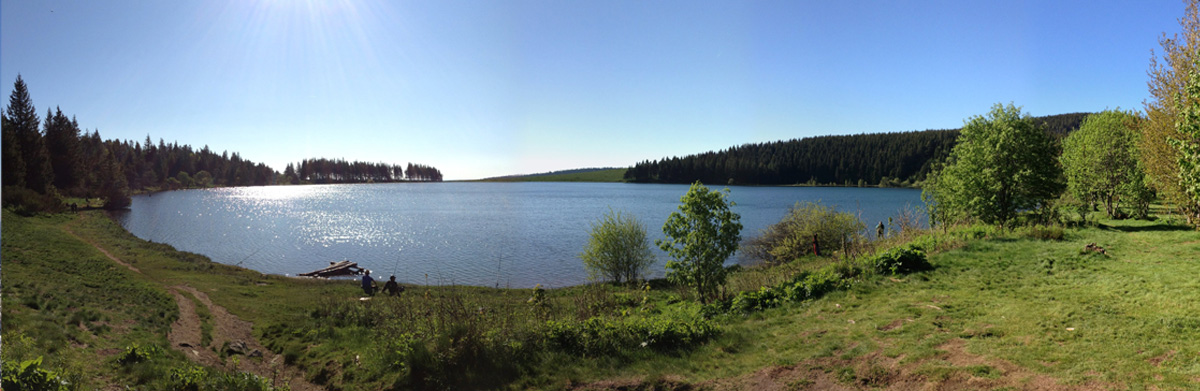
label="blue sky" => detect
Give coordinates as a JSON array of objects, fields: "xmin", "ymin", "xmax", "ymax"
[{"xmin": 0, "ymin": 1, "xmax": 1183, "ymax": 180}]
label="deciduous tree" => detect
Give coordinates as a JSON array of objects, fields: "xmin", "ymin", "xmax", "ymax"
[
  {"xmin": 1144, "ymin": 0, "xmax": 1200, "ymax": 221},
  {"xmin": 1060, "ymin": 110, "xmax": 1152, "ymax": 219},
  {"xmin": 656, "ymin": 182, "xmax": 742, "ymax": 303},
  {"xmin": 1172, "ymin": 62, "xmax": 1200, "ymax": 221},
  {"xmin": 924, "ymin": 103, "xmax": 1063, "ymax": 229}
]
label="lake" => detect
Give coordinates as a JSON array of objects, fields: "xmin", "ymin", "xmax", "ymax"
[{"xmin": 113, "ymin": 182, "xmax": 923, "ymax": 288}]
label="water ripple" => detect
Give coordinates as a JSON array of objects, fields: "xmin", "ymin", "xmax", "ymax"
[{"xmin": 113, "ymin": 183, "xmax": 923, "ymax": 287}]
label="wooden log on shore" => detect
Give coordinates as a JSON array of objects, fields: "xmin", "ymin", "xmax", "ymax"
[{"xmin": 299, "ymin": 260, "xmax": 364, "ymax": 278}]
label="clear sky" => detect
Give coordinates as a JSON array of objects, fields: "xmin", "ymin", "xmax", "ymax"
[{"xmin": 0, "ymin": 0, "xmax": 1184, "ymax": 180}]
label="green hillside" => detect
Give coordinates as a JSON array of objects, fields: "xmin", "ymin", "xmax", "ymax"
[
  {"xmin": 479, "ymin": 167, "xmax": 627, "ymax": 182},
  {"xmin": 626, "ymin": 113, "xmax": 1090, "ymax": 186}
]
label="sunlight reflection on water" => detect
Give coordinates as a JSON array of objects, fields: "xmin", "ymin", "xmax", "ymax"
[{"xmin": 114, "ymin": 183, "xmax": 923, "ymax": 288}]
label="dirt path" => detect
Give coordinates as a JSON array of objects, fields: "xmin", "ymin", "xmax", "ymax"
[
  {"xmin": 67, "ymin": 215, "xmax": 321, "ymax": 390},
  {"xmin": 574, "ymin": 334, "xmax": 1117, "ymax": 391},
  {"xmin": 168, "ymin": 285, "xmax": 320, "ymax": 391},
  {"xmin": 62, "ymin": 224, "xmax": 140, "ymax": 273}
]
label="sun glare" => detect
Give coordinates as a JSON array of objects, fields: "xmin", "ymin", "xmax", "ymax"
[{"xmin": 230, "ymin": 184, "xmax": 327, "ymax": 201}]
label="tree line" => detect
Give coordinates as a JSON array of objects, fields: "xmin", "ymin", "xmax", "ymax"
[
  {"xmin": 624, "ymin": 113, "xmax": 1089, "ymax": 187},
  {"xmin": 2, "ymin": 75, "xmax": 444, "ymax": 212},
  {"xmin": 286, "ymin": 158, "xmax": 443, "ymax": 184},
  {"xmin": 925, "ymin": 0, "xmax": 1200, "ymax": 231}
]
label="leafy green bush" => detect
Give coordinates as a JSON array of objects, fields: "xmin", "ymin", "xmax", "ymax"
[
  {"xmin": 2, "ymin": 357, "xmax": 70, "ymax": 391},
  {"xmin": 580, "ymin": 209, "xmax": 654, "ymax": 284},
  {"xmin": 865, "ymin": 245, "xmax": 931, "ymax": 275},
  {"xmin": 730, "ymin": 286, "xmax": 784, "ymax": 313},
  {"xmin": 957, "ymin": 225, "xmax": 997, "ymax": 240},
  {"xmin": 163, "ymin": 365, "xmax": 286, "ymax": 391},
  {"xmin": 167, "ymin": 366, "xmax": 207, "ymax": 391},
  {"xmin": 2, "ymin": 185, "xmax": 65, "ymax": 216},
  {"xmin": 720, "ymin": 242, "xmax": 934, "ymax": 315},
  {"xmin": 723, "ymin": 263, "xmax": 862, "ymax": 314},
  {"xmin": 544, "ymin": 314, "xmax": 718, "ymax": 356},
  {"xmin": 785, "ymin": 268, "xmax": 850, "ymax": 301},
  {"xmin": 1021, "ymin": 226, "xmax": 1065, "ymax": 241},
  {"xmin": 117, "ymin": 343, "xmax": 163, "ymax": 365},
  {"xmin": 743, "ymin": 202, "xmax": 865, "ymax": 264}
]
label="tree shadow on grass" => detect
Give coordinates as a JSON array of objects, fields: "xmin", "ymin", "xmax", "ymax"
[{"xmin": 1098, "ymin": 221, "xmax": 1194, "ymax": 233}]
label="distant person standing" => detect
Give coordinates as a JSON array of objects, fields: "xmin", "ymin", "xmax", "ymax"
[
  {"xmin": 382, "ymin": 275, "xmax": 404, "ymax": 297},
  {"xmin": 876, "ymin": 221, "xmax": 885, "ymax": 239},
  {"xmin": 361, "ymin": 270, "xmax": 378, "ymax": 296}
]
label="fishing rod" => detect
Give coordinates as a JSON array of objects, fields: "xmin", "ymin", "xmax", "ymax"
[{"xmin": 233, "ymin": 245, "xmax": 265, "ymax": 267}]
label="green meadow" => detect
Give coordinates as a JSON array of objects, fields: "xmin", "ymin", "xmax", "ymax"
[{"xmin": 2, "ymin": 207, "xmax": 1198, "ymax": 390}]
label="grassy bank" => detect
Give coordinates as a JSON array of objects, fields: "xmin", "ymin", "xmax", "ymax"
[{"xmin": 3, "ymin": 207, "xmax": 1199, "ymax": 390}]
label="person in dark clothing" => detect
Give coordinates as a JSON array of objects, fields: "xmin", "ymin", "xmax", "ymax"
[
  {"xmin": 382, "ymin": 275, "xmax": 404, "ymax": 297},
  {"xmin": 361, "ymin": 270, "xmax": 378, "ymax": 296}
]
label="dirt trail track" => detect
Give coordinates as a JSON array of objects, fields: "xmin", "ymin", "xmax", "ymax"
[
  {"xmin": 168, "ymin": 285, "xmax": 319, "ymax": 391},
  {"xmin": 66, "ymin": 217, "xmax": 321, "ymax": 391}
]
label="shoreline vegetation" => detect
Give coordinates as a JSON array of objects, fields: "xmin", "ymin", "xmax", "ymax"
[
  {"xmin": 2, "ymin": 73, "xmax": 445, "ymax": 217},
  {"xmin": 4, "ymin": 199, "xmax": 1199, "ymax": 390},
  {"xmin": 7, "ymin": 3, "xmax": 1200, "ymax": 388},
  {"xmin": 474, "ymin": 167, "xmax": 627, "ymax": 183}
]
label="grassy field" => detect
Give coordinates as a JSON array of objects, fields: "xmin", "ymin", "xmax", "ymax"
[
  {"xmin": 3, "ymin": 206, "xmax": 1199, "ymax": 390},
  {"xmin": 478, "ymin": 168, "xmax": 627, "ymax": 183},
  {"xmin": 591, "ymin": 218, "xmax": 1200, "ymax": 390}
]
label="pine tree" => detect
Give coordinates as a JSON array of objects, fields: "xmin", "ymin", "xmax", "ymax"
[
  {"xmin": 2, "ymin": 113, "xmax": 25, "ymax": 187},
  {"xmin": 44, "ymin": 107, "xmax": 83, "ymax": 194},
  {"xmin": 6, "ymin": 75, "xmax": 53, "ymax": 193}
]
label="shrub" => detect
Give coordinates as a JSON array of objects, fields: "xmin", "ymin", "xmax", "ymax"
[
  {"xmin": 580, "ymin": 209, "xmax": 654, "ymax": 284},
  {"xmin": 743, "ymin": 202, "xmax": 865, "ymax": 264},
  {"xmin": 957, "ymin": 225, "xmax": 997, "ymax": 240},
  {"xmin": 722, "ymin": 243, "xmax": 933, "ymax": 315},
  {"xmin": 544, "ymin": 314, "xmax": 718, "ymax": 356},
  {"xmin": 1, "ymin": 357, "xmax": 70, "ymax": 391},
  {"xmin": 117, "ymin": 343, "xmax": 163, "ymax": 365},
  {"xmin": 786, "ymin": 268, "xmax": 850, "ymax": 301},
  {"xmin": 730, "ymin": 286, "xmax": 784, "ymax": 313},
  {"xmin": 1022, "ymin": 225, "xmax": 1065, "ymax": 241},
  {"xmin": 2, "ymin": 185, "xmax": 65, "ymax": 215},
  {"xmin": 865, "ymin": 245, "xmax": 931, "ymax": 275},
  {"xmin": 167, "ymin": 366, "xmax": 207, "ymax": 391}
]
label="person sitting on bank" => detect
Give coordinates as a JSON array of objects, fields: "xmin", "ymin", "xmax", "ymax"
[
  {"xmin": 382, "ymin": 275, "xmax": 404, "ymax": 297},
  {"xmin": 361, "ymin": 270, "xmax": 378, "ymax": 296}
]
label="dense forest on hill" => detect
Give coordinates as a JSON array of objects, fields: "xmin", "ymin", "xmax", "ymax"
[
  {"xmin": 287, "ymin": 158, "xmax": 442, "ymax": 184},
  {"xmin": 481, "ymin": 167, "xmax": 619, "ymax": 180},
  {"xmin": 624, "ymin": 113, "xmax": 1090, "ymax": 186},
  {"xmin": 1, "ymin": 76, "xmax": 443, "ymax": 211}
]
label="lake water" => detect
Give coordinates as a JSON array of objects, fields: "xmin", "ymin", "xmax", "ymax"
[{"xmin": 113, "ymin": 183, "xmax": 923, "ymax": 288}]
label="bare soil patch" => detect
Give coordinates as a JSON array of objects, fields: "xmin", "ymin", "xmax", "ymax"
[
  {"xmin": 575, "ymin": 338, "xmax": 1121, "ymax": 391},
  {"xmin": 172, "ymin": 285, "xmax": 320, "ymax": 391},
  {"xmin": 1147, "ymin": 350, "xmax": 1176, "ymax": 367},
  {"xmin": 68, "ymin": 215, "xmax": 320, "ymax": 390}
]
